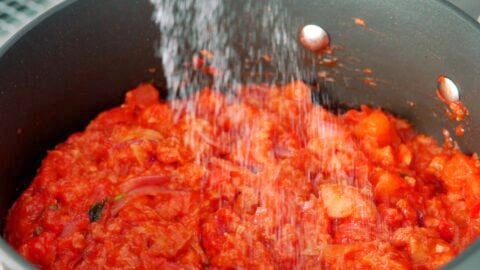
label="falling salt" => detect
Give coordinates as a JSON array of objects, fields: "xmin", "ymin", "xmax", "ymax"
[
  {"xmin": 150, "ymin": 0, "xmax": 303, "ymax": 99},
  {"xmin": 146, "ymin": 0, "xmax": 380, "ymax": 268}
]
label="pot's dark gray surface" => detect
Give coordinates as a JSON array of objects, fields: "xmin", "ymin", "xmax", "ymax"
[
  {"xmin": 450, "ymin": 0, "xmax": 480, "ymax": 20},
  {"xmin": 0, "ymin": 0, "xmax": 479, "ymax": 269}
]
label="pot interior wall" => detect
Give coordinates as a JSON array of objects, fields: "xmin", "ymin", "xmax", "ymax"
[{"xmin": 0, "ymin": 0, "xmax": 166, "ymax": 229}]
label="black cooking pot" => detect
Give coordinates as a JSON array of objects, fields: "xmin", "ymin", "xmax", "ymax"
[{"xmin": 0, "ymin": 0, "xmax": 479, "ymax": 269}]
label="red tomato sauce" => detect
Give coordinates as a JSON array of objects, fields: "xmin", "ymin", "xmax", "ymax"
[{"xmin": 5, "ymin": 82, "xmax": 480, "ymax": 269}]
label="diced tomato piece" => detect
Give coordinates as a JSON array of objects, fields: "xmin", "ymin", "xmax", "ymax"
[
  {"xmin": 91, "ymin": 107, "xmax": 136, "ymax": 128},
  {"xmin": 437, "ymin": 219, "xmax": 455, "ymax": 242},
  {"xmin": 139, "ymin": 103, "xmax": 173, "ymax": 133},
  {"xmin": 125, "ymin": 84, "xmax": 159, "ymax": 108},
  {"xmin": 427, "ymin": 154, "xmax": 448, "ymax": 177},
  {"xmin": 397, "ymin": 144, "xmax": 412, "ymax": 167},
  {"xmin": 354, "ymin": 110, "xmax": 397, "ymax": 147},
  {"xmin": 374, "ymin": 171, "xmax": 407, "ymax": 203},
  {"xmin": 320, "ymin": 184, "xmax": 376, "ymax": 220},
  {"xmin": 441, "ymin": 153, "xmax": 478, "ymax": 192}
]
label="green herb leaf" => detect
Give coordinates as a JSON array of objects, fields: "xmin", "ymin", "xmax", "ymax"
[
  {"xmin": 88, "ymin": 200, "xmax": 106, "ymax": 222},
  {"xmin": 113, "ymin": 193, "xmax": 126, "ymax": 201}
]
